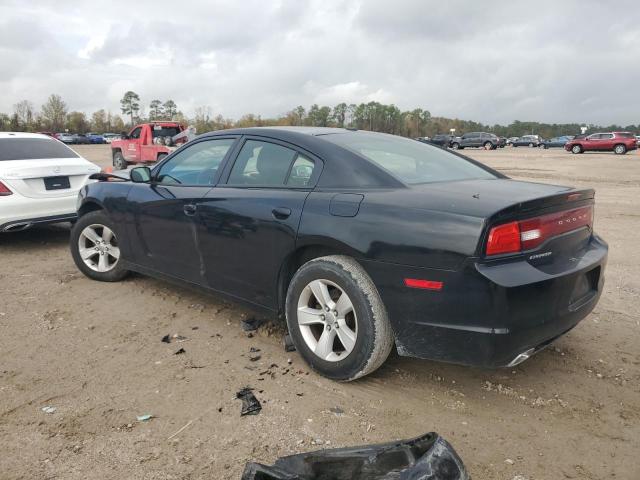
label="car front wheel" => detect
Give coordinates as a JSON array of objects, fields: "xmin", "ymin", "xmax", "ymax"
[
  {"xmin": 451, "ymin": 142, "xmax": 460, "ymax": 150},
  {"xmin": 571, "ymin": 145, "xmax": 583, "ymax": 154},
  {"xmin": 70, "ymin": 211, "xmax": 129, "ymax": 282},
  {"xmin": 113, "ymin": 151, "xmax": 128, "ymax": 170},
  {"xmin": 285, "ymin": 255, "xmax": 394, "ymax": 381},
  {"xmin": 614, "ymin": 144, "xmax": 626, "ymax": 155},
  {"xmin": 483, "ymin": 142, "xmax": 493, "ymax": 150}
]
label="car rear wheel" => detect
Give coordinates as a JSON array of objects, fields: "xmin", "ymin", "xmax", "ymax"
[
  {"xmin": 528, "ymin": 143, "xmax": 534, "ymax": 148},
  {"xmin": 614, "ymin": 144, "xmax": 626, "ymax": 155},
  {"xmin": 285, "ymin": 255, "xmax": 394, "ymax": 381},
  {"xmin": 113, "ymin": 151, "xmax": 128, "ymax": 170},
  {"xmin": 571, "ymin": 145, "xmax": 583, "ymax": 154},
  {"xmin": 70, "ymin": 211, "xmax": 129, "ymax": 282},
  {"xmin": 451, "ymin": 142, "xmax": 460, "ymax": 150},
  {"xmin": 483, "ymin": 142, "xmax": 493, "ymax": 150}
]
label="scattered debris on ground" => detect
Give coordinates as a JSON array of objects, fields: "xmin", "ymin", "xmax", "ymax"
[
  {"xmin": 136, "ymin": 414, "xmax": 153, "ymax": 422},
  {"xmin": 241, "ymin": 317, "xmax": 265, "ymax": 332},
  {"xmin": 236, "ymin": 387, "xmax": 262, "ymax": 416},
  {"xmin": 161, "ymin": 333, "xmax": 187, "ymax": 343},
  {"xmin": 241, "ymin": 432, "xmax": 468, "ymax": 479},
  {"xmin": 41, "ymin": 406, "xmax": 56, "ymax": 414}
]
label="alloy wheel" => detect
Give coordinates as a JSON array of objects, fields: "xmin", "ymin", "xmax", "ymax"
[
  {"xmin": 297, "ymin": 279, "xmax": 358, "ymax": 362},
  {"xmin": 614, "ymin": 145, "xmax": 625, "ymax": 154},
  {"xmin": 78, "ymin": 224, "xmax": 120, "ymax": 272}
]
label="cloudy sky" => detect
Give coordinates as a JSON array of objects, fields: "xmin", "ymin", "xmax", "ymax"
[{"xmin": 1, "ymin": 0, "xmax": 638, "ymax": 125}]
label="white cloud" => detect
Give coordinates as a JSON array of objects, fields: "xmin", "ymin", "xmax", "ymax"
[{"xmin": 0, "ymin": 0, "xmax": 639, "ymax": 125}]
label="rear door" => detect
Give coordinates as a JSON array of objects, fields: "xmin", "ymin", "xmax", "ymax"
[
  {"xmin": 125, "ymin": 136, "xmax": 238, "ymax": 284},
  {"xmin": 197, "ymin": 137, "xmax": 322, "ymax": 308},
  {"xmin": 599, "ymin": 133, "xmax": 615, "ymax": 150}
]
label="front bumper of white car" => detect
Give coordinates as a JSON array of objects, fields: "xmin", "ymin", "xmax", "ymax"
[{"xmin": 0, "ymin": 192, "xmax": 79, "ymax": 232}]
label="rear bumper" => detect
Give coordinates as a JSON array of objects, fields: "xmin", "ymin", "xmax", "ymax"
[
  {"xmin": 0, "ymin": 193, "xmax": 78, "ymax": 232},
  {"xmin": 362, "ymin": 234, "xmax": 608, "ymax": 368}
]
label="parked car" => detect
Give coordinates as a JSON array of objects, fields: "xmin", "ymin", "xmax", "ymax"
[
  {"xmin": 103, "ymin": 133, "xmax": 121, "ymax": 143},
  {"xmin": 505, "ymin": 137, "xmax": 519, "ymax": 146},
  {"xmin": 57, "ymin": 133, "xmax": 75, "ymax": 144},
  {"xmin": 564, "ymin": 132, "xmax": 638, "ymax": 154},
  {"xmin": 86, "ymin": 133, "xmax": 107, "ymax": 144},
  {"xmin": 37, "ymin": 131, "xmax": 55, "ymax": 137},
  {"xmin": 71, "ymin": 127, "xmax": 607, "ymax": 381},
  {"xmin": 542, "ymin": 136, "xmax": 572, "ymax": 149},
  {"xmin": 0, "ymin": 132, "xmax": 100, "ymax": 232},
  {"xmin": 72, "ymin": 134, "xmax": 91, "ymax": 145},
  {"xmin": 429, "ymin": 134, "xmax": 455, "ymax": 148},
  {"xmin": 511, "ymin": 135, "xmax": 544, "ymax": 148},
  {"xmin": 110, "ymin": 122, "xmax": 189, "ymax": 170},
  {"xmin": 635, "ymin": 135, "xmax": 640, "ymax": 147},
  {"xmin": 451, "ymin": 132, "xmax": 503, "ymax": 150}
]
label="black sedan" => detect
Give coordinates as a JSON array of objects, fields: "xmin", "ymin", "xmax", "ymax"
[{"xmin": 71, "ymin": 127, "xmax": 608, "ymax": 381}]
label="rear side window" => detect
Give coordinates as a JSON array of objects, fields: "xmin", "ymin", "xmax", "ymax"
[
  {"xmin": 324, "ymin": 132, "xmax": 497, "ymax": 185},
  {"xmin": 0, "ymin": 138, "xmax": 79, "ymax": 161},
  {"xmin": 228, "ymin": 140, "xmax": 297, "ymax": 186},
  {"xmin": 151, "ymin": 126, "xmax": 181, "ymax": 138},
  {"xmin": 617, "ymin": 132, "xmax": 634, "ymax": 138}
]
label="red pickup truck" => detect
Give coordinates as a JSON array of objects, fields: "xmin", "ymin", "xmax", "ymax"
[{"xmin": 111, "ymin": 122, "xmax": 188, "ymax": 169}]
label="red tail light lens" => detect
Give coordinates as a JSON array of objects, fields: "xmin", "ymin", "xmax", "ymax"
[
  {"xmin": 486, "ymin": 205, "xmax": 593, "ymax": 256},
  {"xmin": 0, "ymin": 181, "xmax": 13, "ymax": 196},
  {"xmin": 486, "ymin": 221, "xmax": 521, "ymax": 256}
]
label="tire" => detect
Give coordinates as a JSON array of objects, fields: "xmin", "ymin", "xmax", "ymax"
[
  {"xmin": 285, "ymin": 255, "xmax": 394, "ymax": 381},
  {"xmin": 483, "ymin": 142, "xmax": 493, "ymax": 150},
  {"xmin": 113, "ymin": 151, "xmax": 127, "ymax": 170},
  {"xmin": 614, "ymin": 144, "xmax": 626, "ymax": 155},
  {"xmin": 571, "ymin": 144, "xmax": 583, "ymax": 154},
  {"xmin": 451, "ymin": 142, "xmax": 460, "ymax": 150},
  {"xmin": 70, "ymin": 211, "xmax": 129, "ymax": 282},
  {"xmin": 528, "ymin": 143, "xmax": 534, "ymax": 148}
]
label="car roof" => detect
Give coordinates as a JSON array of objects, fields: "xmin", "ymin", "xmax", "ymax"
[{"xmin": 0, "ymin": 132, "xmax": 52, "ymax": 140}]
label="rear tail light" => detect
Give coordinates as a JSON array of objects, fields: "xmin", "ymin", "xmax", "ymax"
[
  {"xmin": 0, "ymin": 181, "xmax": 13, "ymax": 196},
  {"xmin": 486, "ymin": 205, "xmax": 593, "ymax": 256}
]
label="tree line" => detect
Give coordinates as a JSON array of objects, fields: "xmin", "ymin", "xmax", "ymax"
[{"xmin": 2, "ymin": 92, "xmax": 638, "ymax": 139}]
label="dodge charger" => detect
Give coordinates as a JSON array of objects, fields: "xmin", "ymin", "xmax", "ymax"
[{"xmin": 70, "ymin": 127, "xmax": 608, "ymax": 381}]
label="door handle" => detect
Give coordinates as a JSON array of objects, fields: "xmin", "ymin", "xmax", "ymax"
[
  {"xmin": 272, "ymin": 207, "xmax": 291, "ymax": 220},
  {"xmin": 183, "ymin": 204, "xmax": 197, "ymax": 216}
]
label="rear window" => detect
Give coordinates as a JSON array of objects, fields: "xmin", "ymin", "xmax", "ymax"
[
  {"xmin": 324, "ymin": 132, "xmax": 497, "ymax": 185},
  {"xmin": 0, "ymin": 138, "xmax": 79, "ymax": 161},
  {"xmin": 151, "ymin": 126, "xmax": 181, "ymax": 138}
]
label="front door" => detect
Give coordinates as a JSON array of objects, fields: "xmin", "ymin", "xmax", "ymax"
[
  {"xmin": 197, "ymin": 138, "xmax": 321, "ymax": 308},
  {"xmin": 125, "ymin": 136, "xmax": 238, "ymax": 284}
]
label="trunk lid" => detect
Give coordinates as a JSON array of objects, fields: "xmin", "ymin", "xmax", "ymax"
[{"xmin": 0, "ymin": 158, "xmax": 100, "ymax": 198}]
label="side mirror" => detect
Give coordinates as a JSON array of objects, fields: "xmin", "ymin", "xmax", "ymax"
[
  {"xmin": 130, "ymin": 166, "xmax": 151, "ymax": 183},
  {"xmin": 120, "ymin": 131, "xmax": 129, "ymax": 140}
]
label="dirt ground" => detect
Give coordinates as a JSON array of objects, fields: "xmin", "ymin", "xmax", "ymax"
[{"xmin": 1, "ymin": 144, "xmax": 639, "ymax": 480}]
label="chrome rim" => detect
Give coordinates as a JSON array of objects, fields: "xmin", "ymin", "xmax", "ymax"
[
  {"xmin": 484, "ymin": 143, "xmax": 492, "ymax": 150},
  {"xmin": 78, "ymin": 224, "xmax": 120, "ymax": 272},
  {"xmin": 572, "ymin": 145, "xmax": 581, "ymax": 153},
  {"xmin": 615, "ymin": 145, "xmax": 624, "ymax": 154},
  {"xmin": 297, "ymin": 279, "xmax": 357, "ymax": 362}
]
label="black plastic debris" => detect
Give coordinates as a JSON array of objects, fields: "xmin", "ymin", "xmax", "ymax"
[
  {"xmin": 283, "ymin": 334, "xmax": 296, "ymax": 352},
  {"xmin": 162, "ymin": 333, "xmax": 187, "ymax": 343},
  {"xmin": 241, "ymin": 317, "xmax": 264, "ymax": 332},
  {"xmin": 241, "ymin": 432, "xmax": 468, "ymax": 480},
  {"xmin": 236, "ymin": 388, "xmax": 262, "ymax": 416},
  {"xmin": 174, "ymin": 348, "xmax": 186, "ymax": 355}
]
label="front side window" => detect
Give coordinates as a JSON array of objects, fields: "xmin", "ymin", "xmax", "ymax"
[
  {"xmin": 228, "ymin": 140, "xmax": 297, "ymax": 186},
  {"xmin": 323, "ymin": 132, "xmax": 497, "ymax": 185},
  {"xmin": 155, "ymin": 138, "xmax": 235, "ymax": 185},
  {"xmin": 130, "ymin": 127, "xmax": 142, "ymax": 139}
]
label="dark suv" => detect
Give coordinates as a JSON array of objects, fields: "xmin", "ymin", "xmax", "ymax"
[
  {"xmin": 451, "ymin": 132, "xmax": 503, "ymax": 150},
  {"xmin": 429, "ymin": 134, "xmax": 455, "ymax": 148}
]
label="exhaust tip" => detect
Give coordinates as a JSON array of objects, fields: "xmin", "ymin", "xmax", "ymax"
[{"xmin": 507, "ymin": 348, "xmax": 536, "ymax": 367}]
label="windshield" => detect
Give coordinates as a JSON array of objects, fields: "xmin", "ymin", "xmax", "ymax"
[
  {"xmin": 0, "ymin": 138, "xmax": 79, "ymax": 161},
  {"xmin": 323, "ymin": 132, "xmax": 497, "ymax": 184}
]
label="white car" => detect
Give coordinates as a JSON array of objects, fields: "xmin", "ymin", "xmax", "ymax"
[{"xmin": 0, "ymin": 132, "xmax": 101, "ymax": 232}]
